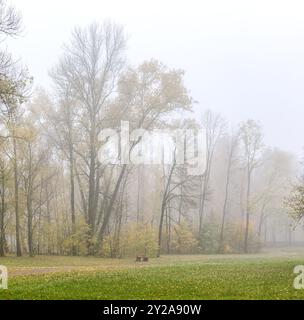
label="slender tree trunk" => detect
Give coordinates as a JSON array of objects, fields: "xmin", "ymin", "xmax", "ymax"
[
  {"xmin": 112, "ymin": 177, "xmax": 127, "ymax": 257},
  {"xmin": 36, "ymin": 178, "xmax": 44, "ymax": 255},
  {"xmin": 26, "ymin": 145, "xmax": 34, "ymax": 257},
  {"xmin": 198, "ymin": 159, "xmax": 212, "ymax": 239},
  {"xmin": 244, "ymin": 168, "xmax": 251, "ymax": 253},
  {"xmin": 198, "ymin": 175, "xmax": 205, "ymax": 234},
  {"xmin": 157, "ymin": 162, "xmax": 175, "ymax": 257},
  {"xmin": 166, "ymin": 205, "xmax": 171, "ymax": 254},
  {"xmin": 13, "ymin": 137, "xmax": 22, "ymax": 257},
  {"xmin": 263, "ymin": 219, "xmax": 267, "ymax": 245},
  {"xmin": 136, "ymin": 166, "xmax": 141, "ymax": 225},
  {"xmin": 219, "ymin": 152, "xmax": 233, "ymax": 253},
  {"xmin": 258, "ymin": 204, "xmax": 266, "ymax": 243},
  {"xmin": 68, "ymin": 141, "xmax": 76, "ymax": 255},
  {"xmin": 158, "ymin": 201, "xmax": 166, "ymax": 258},
  {"xmin": 87, "ymin": 119, "xmax": 97, "ymax": 253},
  {"xmin": 45, "ymin": 185, "xmax": 52, "ymax": 255},
  {"xmin": 27, "ymin": 198, "xmax": 33, "ymax": 257},
  {"xmin": 0, "ymin": 166, "xmax": 6, "ymax": 256},
  {"xmin": 178, "ymin": 183, "xmax": 183, "ymax": 225}
]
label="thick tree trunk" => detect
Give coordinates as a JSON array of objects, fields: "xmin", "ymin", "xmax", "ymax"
[{"xmin": 98, "ymin": 165, "xmax": 127, "ymax": 247}]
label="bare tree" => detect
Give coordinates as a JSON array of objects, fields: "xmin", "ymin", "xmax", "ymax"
[
  {"xmin": 240, "ymin": 120, "xmax": 263, "ymax": 253},
  {"xmin": 198, "ymin": 110, "xmax": 225, "ymax": 237},
  {"xmin": 218, "ymin": 131, "xmax": 239, "ymax": 253},
  {"xmin": 0, "ymin": 0, "xmax": 22, "ymax": 37},
  {"xmin": 51, "ymin": 22, "xmax": 126, "ymax": 252},
  {"xmin": 95, "ymin": 60, "xmax": 192, "ymax": 254}
]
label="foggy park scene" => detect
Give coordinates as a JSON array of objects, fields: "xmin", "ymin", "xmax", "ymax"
[{"xmin": 0, "ymin": 0, "xmax": 304, "ymax": 303}]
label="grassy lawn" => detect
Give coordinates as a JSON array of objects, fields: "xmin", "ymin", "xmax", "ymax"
[{"xmin": 0, "ymin": 249, "xmax": 304, "ymax": 300}]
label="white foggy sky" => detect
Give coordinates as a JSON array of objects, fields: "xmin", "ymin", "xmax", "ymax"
[{"xmin": 8, "ymin": 0, "xmax": 304, "ymax": 158}]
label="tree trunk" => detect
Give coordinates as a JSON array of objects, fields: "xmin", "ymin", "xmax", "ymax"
[
  {"xmin": 0, "ymin": 165, "xmax": 5, "ymax": 257},
  {"xmin": 244, "ymin": 169, "xmax": 251, "ymax": 253},
  {"xmin": 218, "ymin": 151, "xmax": 233, "ymax": 253},
  {"xmin": 87, "ymin": 118, "xmax": 97, "ymax": 253},
  {"xmin": 68, "ymin": 140, "xmax": 76, "ymax": 256},
  {"xmin": 13, "ymin": 137, "xmax": 22, "ymax": 257},
  {"xmin": 46, "ymin": 185, "xmax": 52, "ymax": 255},
  {"xmin": 27, "ymin": 198, "xmax": 33, "ymax": 257},
  {"xmin": 157, "ymin": 162, "xmax": 175, "ymax": 257},
  {"xmin": 97, "ymin": 165, "xmax": 127, "ymax": 251}
]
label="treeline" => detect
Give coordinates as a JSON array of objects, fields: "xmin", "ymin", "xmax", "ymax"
[{"xmin": 0, "ymin": 2, "xmax": 298, "ymax": 258}]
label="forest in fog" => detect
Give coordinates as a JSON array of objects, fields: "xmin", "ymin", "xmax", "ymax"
[{"xmin": 0, "ymin": 0, "xmax": 304, "ymax": 258}]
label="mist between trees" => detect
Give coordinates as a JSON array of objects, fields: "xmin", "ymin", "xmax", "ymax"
[{"xmin": 0, "ymin": 1, "xmax": 303, "ymax": 258}]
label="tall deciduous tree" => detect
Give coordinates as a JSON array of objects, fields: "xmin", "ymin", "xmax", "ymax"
[{"xmin": 50, "ymin": 22, "xmax": 126, "ymax": 252}]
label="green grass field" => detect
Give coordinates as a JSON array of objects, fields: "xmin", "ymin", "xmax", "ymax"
[{"xmin": 0, "ymin": 248, "xmax": 304, "ymax": 300}]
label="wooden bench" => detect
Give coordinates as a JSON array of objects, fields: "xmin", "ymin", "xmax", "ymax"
[{"xmin": 136, "ymin": 256, "xmax": 149, "ymax": 262}]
